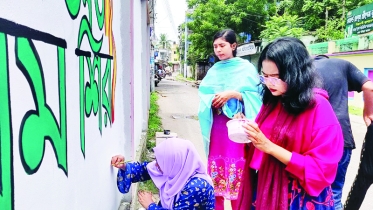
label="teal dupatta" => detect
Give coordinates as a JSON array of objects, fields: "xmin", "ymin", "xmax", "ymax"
[{"xmin": 198, "ymin": 57, "xmax": 262, "ymax": 156}]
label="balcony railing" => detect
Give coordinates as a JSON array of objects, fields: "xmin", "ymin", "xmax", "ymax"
[
  {"xmin": 335, "ymin": 37, "xmax": 359, "ymax": 52},
  {"xmin": 307, "ymin": 34, "xmax": 373, "ymax": 55},
  {"xmin": 308, "ymin": 42, "xmax": 328, "ymax": 55}
]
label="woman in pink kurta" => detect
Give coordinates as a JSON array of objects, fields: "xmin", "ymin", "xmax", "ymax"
[
  {"xmin": 236, "ymin": 37, "xmax": 344, "ymax": 210},
  {"xmin": 198, "ymin": 29, "xmax": 262, "ymax": 210}
]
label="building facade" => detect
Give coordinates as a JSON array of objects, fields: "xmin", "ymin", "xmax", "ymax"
[{"xmin": 170, "ymin": 42, "xmax": 180, "ymax": 71}]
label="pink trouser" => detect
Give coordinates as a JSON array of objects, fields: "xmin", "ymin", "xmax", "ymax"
[{"xmin": 215, "ymin": 196, "xmax": 240, "ymax": 210}]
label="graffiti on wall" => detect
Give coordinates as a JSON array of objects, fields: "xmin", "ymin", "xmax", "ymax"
[
  {"xmin": 0, "ymin": 0, "xmax": 117, "ymax": 209},
  {"xmin": 65, "ymin": 0, "xmax": 117, "ymax": 156},
  {"xmin": 0, "ymin": 17, "xmax": 68, "ymax": 210}
]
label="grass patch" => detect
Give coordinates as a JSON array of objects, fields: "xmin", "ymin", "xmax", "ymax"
[
  {"xmin": 175, "ymin": 73, "xmax": 184, "ymax": 81},
  {"xmin": 186, "ymin": 77, "xmax": 195, "ymax": 81},
  {"xmin": 175, "ymin": 73, "xmax": 195, "ymax": 82},
  {"xmin": 349, "ymin": 105, "xmax": 363, "ymax": 116},
  {"xmin": 146, "ymin": 92, "xmax": 163, "ymax": 149},
  {"xmin": 139, "ymin": 92, "xmax": 162, "ymax": 194}
]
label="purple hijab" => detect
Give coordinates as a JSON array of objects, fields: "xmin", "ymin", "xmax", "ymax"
[{"xmin": 147, "ymin": 138, "xmax": 212, "ymax": 209}]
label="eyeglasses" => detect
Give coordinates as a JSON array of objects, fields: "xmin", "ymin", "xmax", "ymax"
[{"xmin": 259, "ymin": 75, "xmax": 281, "ymax": 86}]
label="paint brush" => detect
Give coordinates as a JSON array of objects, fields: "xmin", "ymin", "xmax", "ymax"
[{"xmin": 112, "ymin": 160, "xmax": 131, "ymax": 166}]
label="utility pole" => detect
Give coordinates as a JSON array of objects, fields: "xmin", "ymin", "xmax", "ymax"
[
  {"xmin": 150, "ymin": 0, "xmax": 156, "ymax": 92},
  {"xmin": 184, "ymin": 14, "xmax": 188, "ymax": 78}
]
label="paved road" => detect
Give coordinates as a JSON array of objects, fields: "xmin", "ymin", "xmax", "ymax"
[
  {"xmin": 156, "ymin": 77, "xmax": 373, "ymax": 209},
  {"xmin": 156, "ymin": 78, "xmax": 206, "ymax": 163}
]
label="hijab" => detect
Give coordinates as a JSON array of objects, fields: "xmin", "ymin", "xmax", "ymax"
[{"xmin": 147, "ymin": 138, "xmax": 212, "ymax": 209}]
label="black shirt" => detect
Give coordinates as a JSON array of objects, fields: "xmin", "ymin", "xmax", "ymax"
[{"xmin": 314, "ymin": 57, "xmax": 369, "ymax": 149}]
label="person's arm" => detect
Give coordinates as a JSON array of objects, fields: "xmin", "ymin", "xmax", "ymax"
[
  {"xmin": 231, "ymin": 90, "xmax": 243, "ymax": 101},
  {"xmin": 345, "ymin": 61, "xmax": 372, "ymax": 125},
  {"xmin": 148, "ymin": 178, "xmax": 215, "ymax": 210},
  {"xmin": 212, "ymin": 90, "xmax": 242, "ymax": 108},
  {"xmin": 362, "ymin": 80, "xmax": 373, "ymax": 126},
  {"xmin": 117, "ymin": 162, "xmax": 151, "ymax": 193},
  {"xmin": 285, "ymin": 100, "xmax": 344, "ymax": 196},
  {"xmin": 285, "ymin": 123, "xmax": 343, "ymax": 196}
]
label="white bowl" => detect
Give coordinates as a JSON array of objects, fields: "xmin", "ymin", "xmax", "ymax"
[{"xmin": 226, "ymin": 119, "xmax": 251, "ymax": 143}]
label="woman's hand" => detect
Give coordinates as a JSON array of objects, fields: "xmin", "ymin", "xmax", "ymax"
[
  {"xmin": 242, "ymin": 121, "xmax": 292, "ymax": 165},
  {"xmin": 212, "ymin": 90, "xmax": 241, "ymax": 108},
  {"xmin": 242, "ymin": 121, "xmax": 274, "ymax": 154},
  {"xmin": 138, "ymin": 190, "xmax": 154, "ymax": 209},
  {"xmin": 111, "ymin": 155, "xmax": 126, "ymax": 170}
]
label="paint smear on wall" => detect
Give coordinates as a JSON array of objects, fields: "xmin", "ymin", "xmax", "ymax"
[{"xmin": 105, "ymin": 0, "xmax": 117, "ymax": 122}]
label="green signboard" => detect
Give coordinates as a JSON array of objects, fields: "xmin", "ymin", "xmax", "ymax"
[{"xmin": 346, "ymin": 3, "xmax": 373, "ymax": 37}]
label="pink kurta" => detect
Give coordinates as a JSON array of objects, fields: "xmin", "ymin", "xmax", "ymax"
[{"xmin": 208, "ymin": 112, "xmax": 246, "ymax": 200}]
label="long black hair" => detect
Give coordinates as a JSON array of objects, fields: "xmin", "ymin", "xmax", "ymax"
[
  {"xmin": 258, "ymin": 37, "xmax": 321, "ymax": 115},
  {"xmin": 213, "ymin": 29, "xmax": 237, "ymax": 57}
]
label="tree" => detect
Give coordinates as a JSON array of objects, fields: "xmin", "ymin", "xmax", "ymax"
[
  {"xmin": 159, "ymin": 34, "xmax": 171, "ymax": 49},
  {"xmin": 275, "ymin": 0, "xmax": 373, "ymax": 41},
  {"xmin": 184, "ymin": 0, "xmax": 373, "ymax": 59},
  {"xmin": 186, "ymin": 0, "xmax": 268, "ymax": 63},
  {"xmin": 260, "ymin": 14, "xmax": 305, "ymax": 42},
  {"xmin": 315, "ymin": 18, "xmax": 344, "ymax": 41},
  {"xmin": 279, "ymin": 0, "xmax": 373, "ymax": 31}
]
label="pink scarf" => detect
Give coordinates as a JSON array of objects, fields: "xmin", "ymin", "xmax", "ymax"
[
  {"xmin": 237, "ymin": 103, "xmax": 296, "ymax": 210},
  {"xmin": 254, "ymin": 103, "xmax": 296, "ymax": 210},
  {"xmin": 147, "ymin": 138, "xmax": 212, "ymax": 209}
]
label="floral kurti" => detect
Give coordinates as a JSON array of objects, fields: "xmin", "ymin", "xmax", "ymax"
[
  {"xmin": 117, "ymin": 162, "xmax": 215, "ymax": 210},
  {"xmin": 208, "ymin": 113, "xmax": 246, "ymax": 200}
]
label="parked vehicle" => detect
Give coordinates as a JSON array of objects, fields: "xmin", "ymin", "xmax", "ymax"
[
  {"xmin": 157, "ymin": 69, "xmax": 165, "ymax": 79},
  {"xmin": 154, "ymin": 74, "xmax": 161, "ymax": 86}
]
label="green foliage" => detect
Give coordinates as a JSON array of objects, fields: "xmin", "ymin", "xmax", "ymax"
[
  {"xmin": 315, "ymin": 18, "xmax": 344, "ymax": 41},
  {"xmin": 274, "ymin": 0, "xmax": 373, "ymax": 41},
  {"xmin": 183, "ymin": 0, "xmax": 373, "ymax": 62},
  {"xmin": 159, "ymin": 34, "xmax": 171, "ymax": 49},
  {"xmin": 186, "ymin": 0, "xmax": 268, "ymax": 62},
  {"xmin": 175, "ymin": 73, "xmax": 184, "ymax": 81},
  {"xmin": 175, "ymin": 73, "xmax": 195, "ymax": 81},
  {"xmin": 260, "ymin": 14, "xmax": 304, "ymax": 42},
  {"xmin": 301, "ymin": 0, "xmax": 327, "ymax": 31},
  {"xmin": 147, "ymin": 92, "xmax": 162, "ymax": 148},
  {"xmin": 139, "ymin": 92, "xmax": 162, "ymax": 194}
]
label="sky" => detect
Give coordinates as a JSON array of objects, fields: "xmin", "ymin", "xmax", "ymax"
[{"xmin": 154, "ymin": 0, "xmax": 187, "ymax": 42}]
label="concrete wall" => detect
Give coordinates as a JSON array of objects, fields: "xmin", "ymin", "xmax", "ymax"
[{"xmin": 0, "ymin": 0, "xmax": 149, "ymax": 209}]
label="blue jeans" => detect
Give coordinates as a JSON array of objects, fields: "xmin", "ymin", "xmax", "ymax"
[{"xmin": 332, "ymin": 148, "xmax": 352, "ymax": 210}]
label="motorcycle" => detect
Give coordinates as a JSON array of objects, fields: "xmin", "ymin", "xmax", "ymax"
[{"xmin": 154, "ymin": 74, "xmax": 161, "ymax": 86}]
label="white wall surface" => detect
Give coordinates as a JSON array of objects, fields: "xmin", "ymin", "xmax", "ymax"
[
  {"xmin": 133, "ymin": 0, "xmax": 150, "ymax": 149},
  {"xmin": 133, "ymin": 0, "xmax": 144, "ymax": 149},
  {"xmin": 0, "ymin": 0, "xmax": 149, "ymax": 209}
]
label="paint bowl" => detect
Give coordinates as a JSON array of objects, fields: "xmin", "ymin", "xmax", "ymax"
[{"xmin": 226, "ymin": 119, "xmax": 252, "ymax": 143}]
